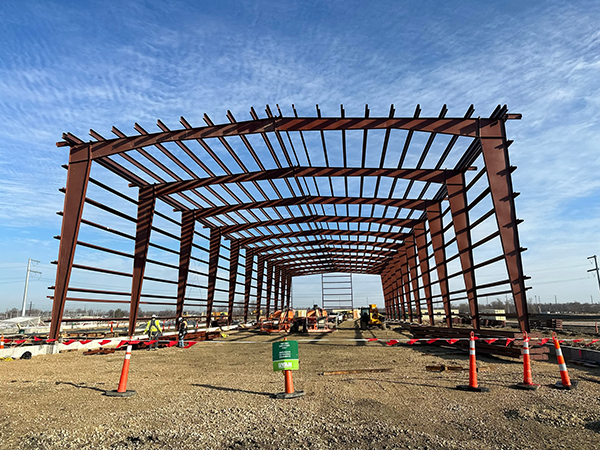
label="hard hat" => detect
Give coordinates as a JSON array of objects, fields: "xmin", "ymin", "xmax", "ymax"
[
  {"xmin": 177, "ymin": 317, "xmax": 183, "ymax": 322},
  {"xmin": 152, "ymin": 314, "xmax": 157, "ymax": 318}
]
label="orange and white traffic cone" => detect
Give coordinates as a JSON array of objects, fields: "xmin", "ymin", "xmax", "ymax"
[
  {"xmin": 552, "ymin": 332, "xmax": 577, "ymax": 390},
  {"xmin": 515, "ymin": 332, "xmax": 539, "ymax": 390},
  {"xmin": 110, "ymin": 322, "xmax": 114, "ymax": 333},
  {"xmin": 0, "ymin": 334, "xmax": 4, "ymax": 350},
  {"xmin": 457, "ymin": 331, "xmax": 489, "ymax": 392},
  {"xmin": 105, "ymin": 344, "xmax": 136, "ymax": 397}
]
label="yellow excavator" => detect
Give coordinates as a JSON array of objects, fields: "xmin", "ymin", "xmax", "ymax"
[{"xmin": 359, "ymin": 304, "xmax": 387, "ymax": 330}]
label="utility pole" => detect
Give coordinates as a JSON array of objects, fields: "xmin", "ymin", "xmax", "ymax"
[
  {"xmin": 21, "ymin": 259, "xmax": 41, "ymax": 317},
  {"xmin": 587, "ymin": 255, "xmax": 600, "ymax": 296}
]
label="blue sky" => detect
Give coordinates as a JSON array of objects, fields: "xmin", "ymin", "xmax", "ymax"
[{"xmin": 0, "ymin": 1, "xmax": 599, "ymax": 313}]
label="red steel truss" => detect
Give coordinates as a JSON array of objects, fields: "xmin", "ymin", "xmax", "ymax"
[{"xmin": 49, "ymin": 104, "xmax": 529, "ymax": 338}]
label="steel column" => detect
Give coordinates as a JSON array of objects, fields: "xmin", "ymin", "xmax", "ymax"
[
  {"xmin": 227, "ymin": 239, "xmax": 240, "ymax": 325},
  {"xmin": 414, "ymin": 222, "xmax": 434, "ymax": 325},
  {"xmin": 405, "ymin": 236, "xmax": 422, "ymax": 324},
  {"xmin": 243, "ymin": 249, "xmax": 254, "ymax": 323},
  {"xmin": 427, "ymin": 203, "xmax": 452, "ymax": 327},
  {"xmin": 447, "ymin": 172, "xmax": 479, "ymax": 329},
  {"xmin": 176, "ymin": 211, "xmax": 195, "ymax": 319},
  {"xmin": 265, "ymin": 261, "xmax": 274, "ymax": 315},
  {"xmin": 205, "ymin": 228, "xmax": 221, "ymax": 327},
  {"xmin": 50, "ymin": 146, "xmax": 92, "ymax": 339},
  {"xmin": 129, "ymin": 186, "xmax": 156, "ymax": 335},
  {"xmin": 480, "ymin": 123, "xmax": 529, "ymax": 332},
  {"xmin": 255, "ymin": 255, "xmax": 265, "ymax": 320},
  {"xmin": 273, "ymin": 266, "xmax": 281, "ymax": 311},
  {"xmin": 285, "ymin": 274, "xmax": 292, "ymax": 308},
  {"xmin": 400, "ymin": 252, "xmax": 411, "ymax": 321}
]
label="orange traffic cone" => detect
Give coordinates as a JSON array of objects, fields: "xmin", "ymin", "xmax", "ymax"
[
  {"xmin": 515, "ymin": 332, "xmax": 539, "ymax": 390},
  {"xmin": 0, "ymin": 334, "xmax": 4, "ymax": 349},
  {"xmin": 457, "ymin": 331, "xmax": 489, "ymax": 392},
  {"xmin": 110, "ymin": 322, "xmax": 114, "ymax": 333},
  {"xmin": 552, "ymin": 332, "xmax": 577, "ymax": 390},
  {"xmin": 105, "ymin": 344, "xmax": 136, "ymax": 397}
]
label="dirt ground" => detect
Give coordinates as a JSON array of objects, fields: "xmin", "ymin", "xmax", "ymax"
[{"xmin": 1, "ymin": 322, "xmax": 599, "ymax": 450}]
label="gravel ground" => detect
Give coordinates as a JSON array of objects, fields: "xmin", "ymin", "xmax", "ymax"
[{"xmin": 1, "ymin": 322, "xmax": 599, "ymax": 450}]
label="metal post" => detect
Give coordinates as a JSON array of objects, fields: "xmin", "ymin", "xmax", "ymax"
[
  {"xmin": 265, "ymin": 260, "xmax": 274, "ymax": 315},
  {"xmin": 480, "ymin": 121, "xmax": 529, "ymax": 332},
  {"xmin": 414, "ymin": 223, "xmax": 434, "ymax": 325},
  {"xmin": 400, "ymin": 251, "xmax": 412, "ymax": 321},
  {"xmin": 21, "ymin": 259, "xmax": 41, "ymax": 317},
  {"xmin": 587, "ymin": 256, "xmax": 600, "ymax": 296},
  {"xmin": 205, "ymin": 228, "xmax": 221, "ymax": 327},
  {"xmin": 447, "ymin": 172, "xmax": 479, "ymax": 329},
  {"xmin": 286, "ymin": 274, "xmax": 292, "ymax": 308},
  {"xmin": 255, "ymin": 255, "xmax": 265, "ymax": 321},
  {"xmin": 50, "ymin": 145, "xmax": 92, "ymax": 339},
  {"xmin": 129, "ymin": 186, "xmax": 156, "ymax": 335},
  {"xmin": 405, "ymin": 236, "xmax": 422, "ymax": 324},
  {"xmin": 273, "ymin": 266, "xmax": 281, "ymax": 312},
  {"xmin": 176, "ymin": 211, "xmax": 195, "ymax": 319},
  {"xmin": 427, "ymin": 203, "xmax": 452, "ymax": 327},
  {"xmin": 243, "ymin": 249, "xmax": 254, "ymax": 323},
  {"xmin": 227, "ymin": 240, "xmax": 240, "ymax": 325}
]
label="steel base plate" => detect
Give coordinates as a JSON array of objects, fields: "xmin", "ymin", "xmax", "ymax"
[
  {"xmin": 514, "ymin": 383, "xmax": 540, "ymax": 390},
  {"xmin": 272, "ymin": 391, "xmax": 305, "ymax": 399},
  {"xmin": 456, "ymin": 385, "xmax": 489, "ymax": 392},
  {"xmin": 553, "ymin": 380, "xmax": 578, "ymax": 390},
  {"xmin": 104, "ymin": 390, "xmax": 137, "ymax": 397}
]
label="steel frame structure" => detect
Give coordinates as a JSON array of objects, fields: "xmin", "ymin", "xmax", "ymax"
[{"xmin": 49, "ymin": 104, "xmax": 530, "ymax": 339}]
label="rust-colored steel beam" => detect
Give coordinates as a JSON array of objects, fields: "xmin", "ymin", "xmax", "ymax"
[
  {"xmin": 243, "ymin": 250, "xmax": 254, "ymax": 323},
  {"xmin": 152, "ymin": 167, "xmax": 465, "ymax": 197},
  {"xmin": 205, "ymin": 228, "xmax": 221, "ymax": 327},
  {"xmin": 480, "ymin": 123, "xmax": 529, "ymax": 332},
  {"xmin": 447, "ymin": 172, "xmax": 479, "ymax": 329},
  {"xmin": 189, "ymin": 197, "xmax": 435, "ymax": 220},
  {"xmin": 176, "ymin": 210, "xmax": 195, "ymax": 319},
  {"xmin": 265, "ymin": 260, "xmax": 274, "ymax": 315},
  {"xmin": 213, "ymin": 215, "xmax": 422, "ymax": 235},
  {"xmin": 50, "ymin": 146, "xmax": 92, "ymax": 340},
  {"xmin": 278, "ymin": 261, "xmax": 382, "ymax": 274},
  {"xmin": 399, "ymin": 252, "xmax": 412, "ymax": 321},
  {"xmin": 273, "ymin": 266, "xmax": 281, "ymax": 311},
  {"xmin": 248, "ymin": 239, "xmax": 402, "ymax": 253},
  {"xmin": 279, "ymin": 269, "xmax": 287, "ymax": 309},
  {"xmin": 414, "ymin": 222, "xmax": 434, "ymax": 325},
  {"xmin": 427, "ymin": 203, "xmax": 452, "ymax": 327},
  {"xmin": 285, "ymin": 273, "xmax": 292, "ymax": 308},
  {"xmin": 293, "ymin": 268, "xmax": 380, "ymax": 277},
  {"xmin": 272, "ymin": 253, "xmax": 390, "ymax": 267},
  {"xmin": 64, "ymin": 116, "xmax": 508, "ymax": 163},
  {"xmin": 405, "ymin": 236, "xmax": 422, "ymax": 324},
  {"xmin": 255, "ymin": 255, "xmax": 265, "ymax": 320},
  {"xmin": 128, "ymin": 186, "xmax": 156, "ymax": 335},
  {"xmin": 227, "ymin": 239, "xmax": 240, "ymax": 325},
  {"xmin": 259, "ymin": 247, "xmax": 397, "ymax": 260},
  {"xmin": 239, "ymin": 229, "xmax": 407, "ymax": 247}
]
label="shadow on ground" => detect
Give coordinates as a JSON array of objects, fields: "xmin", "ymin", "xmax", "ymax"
[{"xmin": 192, "ymin": 383, "xmax": 272, "ymax": 397}]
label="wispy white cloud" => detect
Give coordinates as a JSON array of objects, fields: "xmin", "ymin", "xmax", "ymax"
[{"xmin": 0, "ymin": 1, "xmax": 599, "ymax": 309}]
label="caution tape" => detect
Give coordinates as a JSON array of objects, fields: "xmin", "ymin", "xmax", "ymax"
[{"xmin": 1, "ymin": 335, "xmax": 599, "ymax": 348}]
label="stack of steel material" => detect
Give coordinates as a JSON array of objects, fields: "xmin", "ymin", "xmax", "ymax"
[
  {"xmin": 546, "ymin": 319, "xmax": 563, "ymax": 330},
  {"xmin": 409, "ymin": 325, "xmax": 549, "ymax": 360}
]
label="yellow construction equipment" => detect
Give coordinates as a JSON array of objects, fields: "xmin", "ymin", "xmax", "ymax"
[{"xmin": 359, "ymin": 304, "xmax": 387, "ymax": 330}]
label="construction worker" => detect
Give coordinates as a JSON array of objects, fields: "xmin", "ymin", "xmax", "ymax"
[
  {"xmin": 144, "ymin": 314, "xmax": 162, "ymax": 350},
  {"xmin": 177, "ymin": 316, "xmax": 188, "ymax": 347}
]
